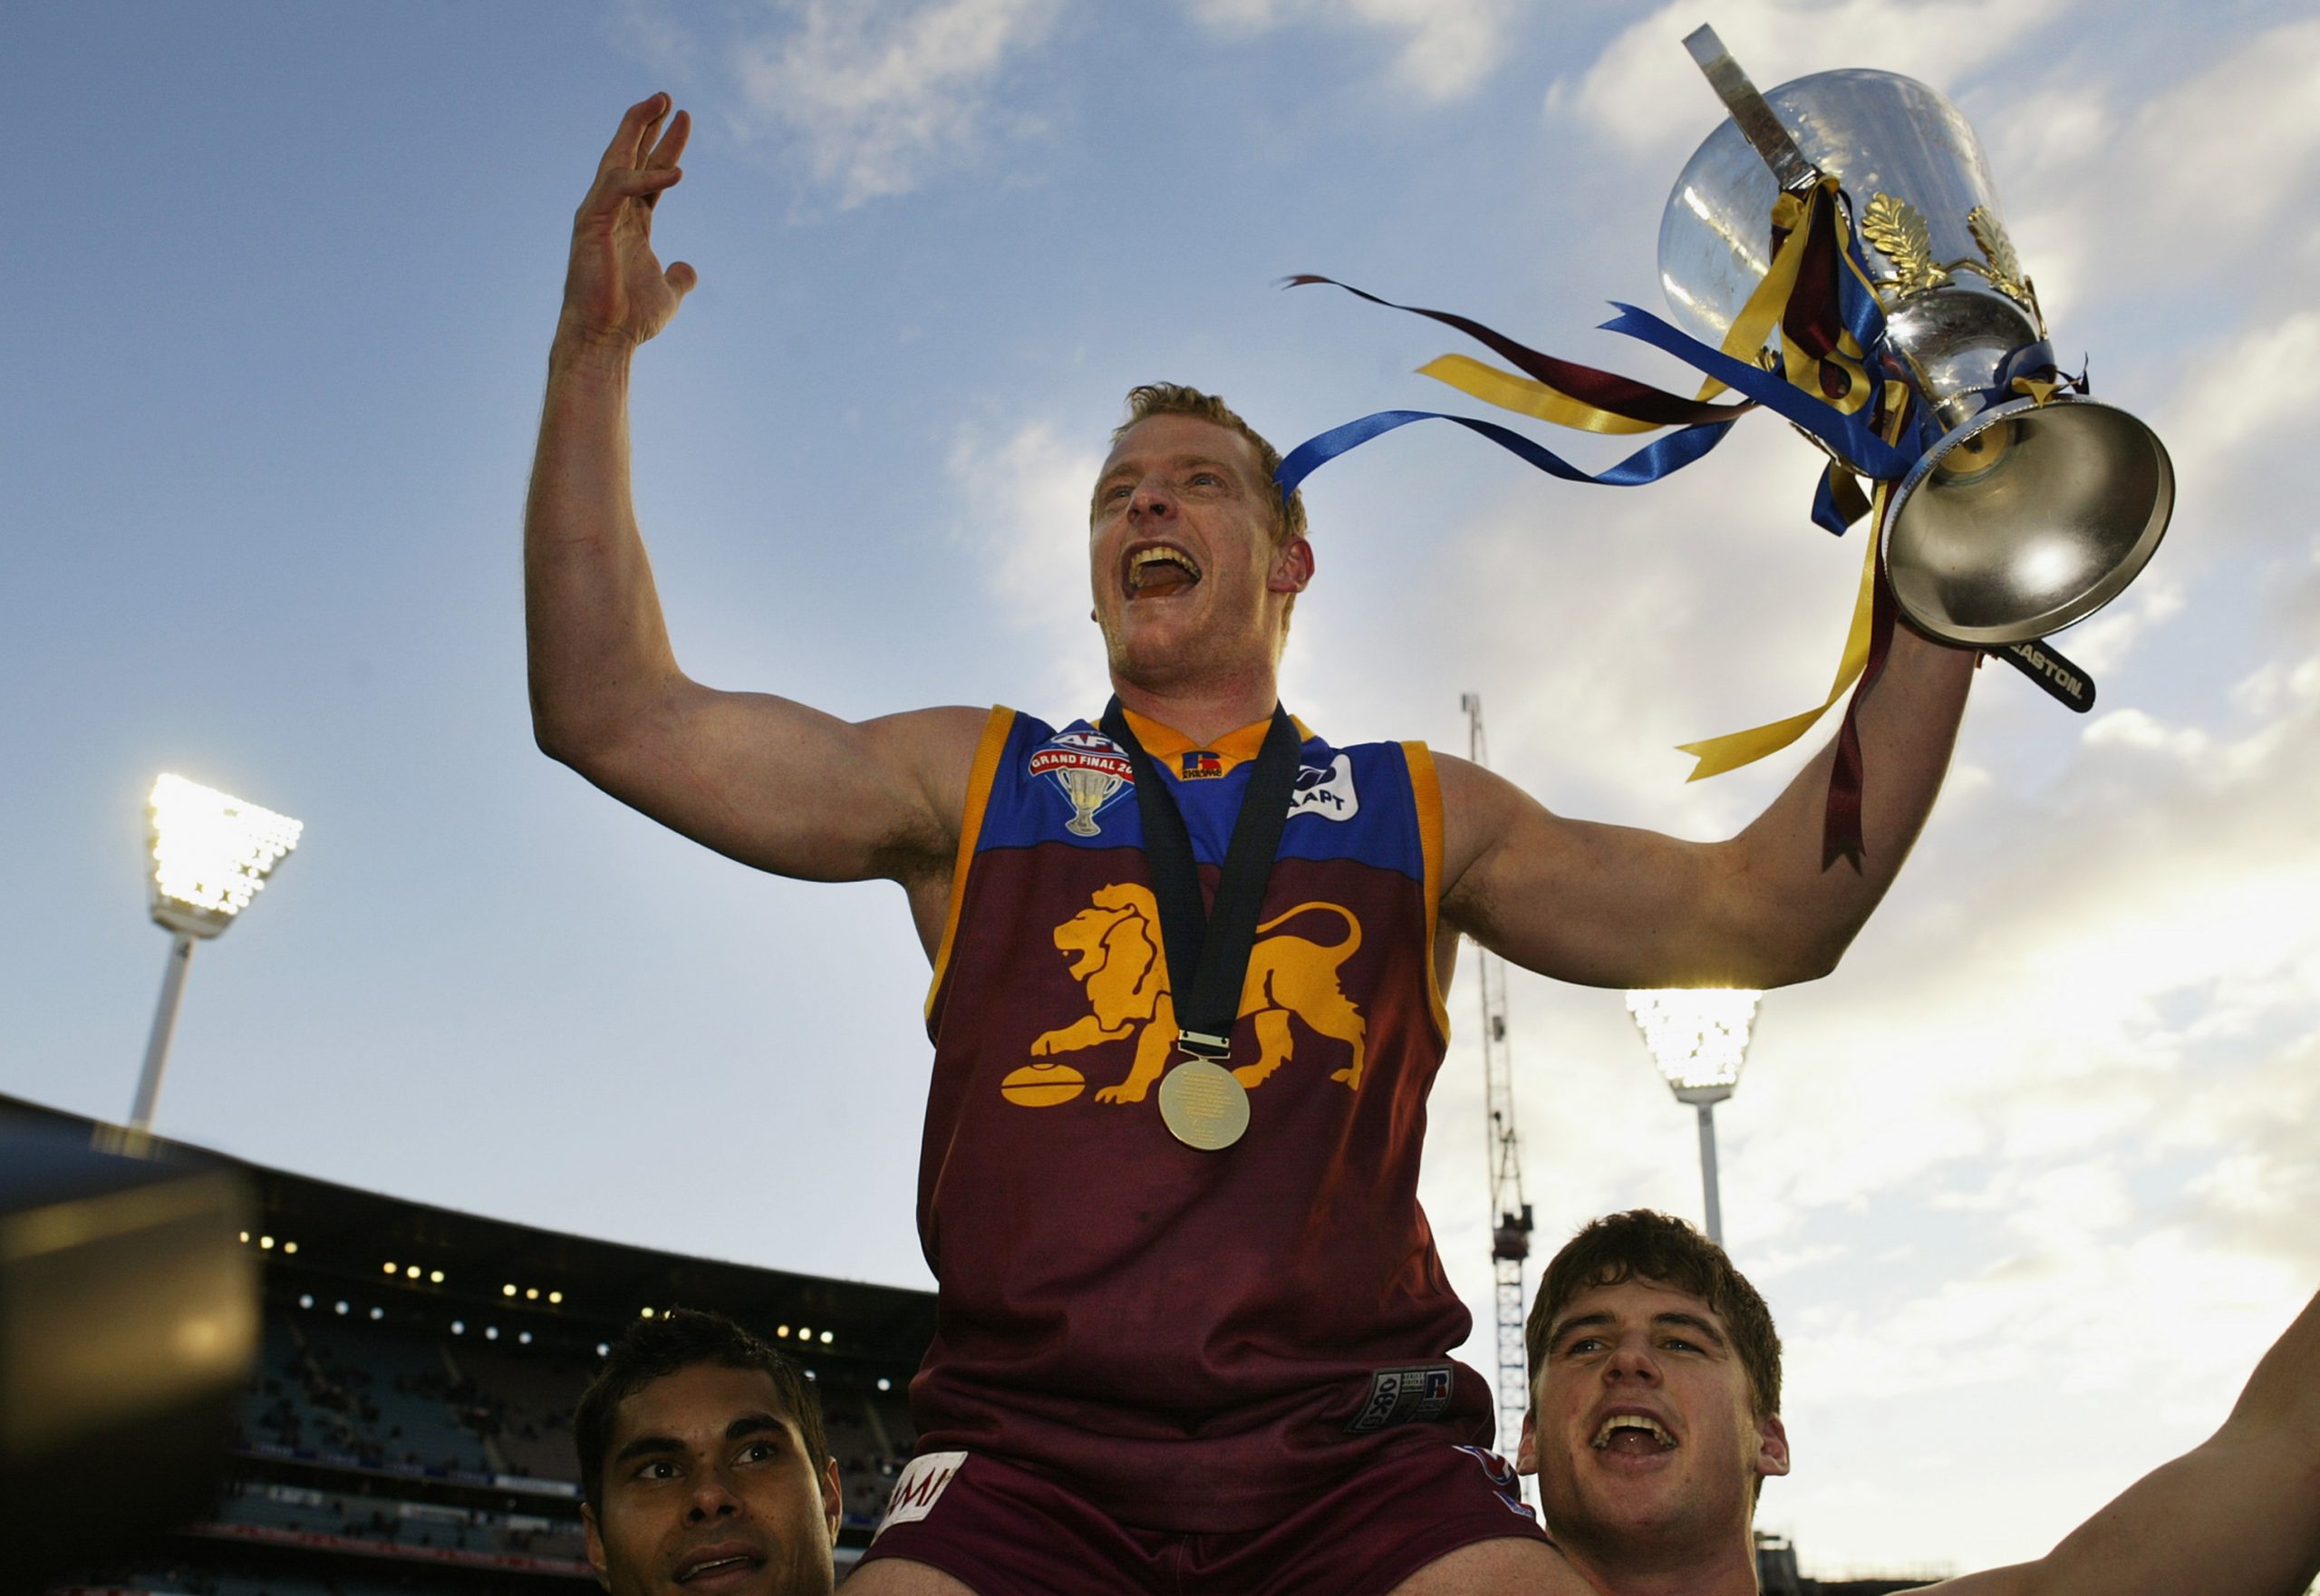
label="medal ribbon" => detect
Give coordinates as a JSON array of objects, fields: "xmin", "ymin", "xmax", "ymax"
[{"xmin": 1098, "ymin": 700, "xmax": 1305, "ymax": 1059}]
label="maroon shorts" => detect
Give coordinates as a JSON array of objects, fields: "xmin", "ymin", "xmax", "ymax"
[{"xmin": 851, "ymin": 1442, "xmax": 1552, "ymax": 1595}]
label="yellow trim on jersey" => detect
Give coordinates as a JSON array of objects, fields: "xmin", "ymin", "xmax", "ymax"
[
  {"xmin": 1116, "ymin": 707, "xmax": 1316, "ymax": 777},
  {"xmin": 1405, "ymin": 740, "xmax": 1451, "ymax": 1041},
  {"xmin": 925, "ymin": 705, "xmax": 1017, "ymax": 1022}
]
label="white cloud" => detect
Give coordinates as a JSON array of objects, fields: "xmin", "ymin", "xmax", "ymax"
[
  {"xmin": 1550, "ymin": 0, "xmax": 2080, "ymax": 161},
  {"xmin": 730, "ymin": 0, "xmax": 1068, "ymax": 207},
  {"xmin": 947, "ymin": 420, "xmax": 1114, "ymax": 709},
  {"xmin": 608, "ymin": 0, "xmax": 701, "ymax": 80},
  {"xmin": 1185, "ymin": 0, "xmax": 1513, "ymax": 101},
  {"xmin": 2148, "ymin": 311, "xmax": 2320, "ymax": 537},
  {"xmin": 1988, "ymin": 19, "xmax": 2320, "ymax": 316}
]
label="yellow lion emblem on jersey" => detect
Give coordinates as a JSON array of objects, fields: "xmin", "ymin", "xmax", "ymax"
[{"xmin": 1026, "ymin": 881, "xmax": 1368, "ymax": 1102}]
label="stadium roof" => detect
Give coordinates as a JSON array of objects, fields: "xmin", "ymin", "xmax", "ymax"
[{"xmin": 0, "ymin": 1090, "xmax": 937, "ymax": 1366}]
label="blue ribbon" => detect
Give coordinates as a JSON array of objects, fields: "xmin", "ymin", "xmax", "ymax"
[
  {"xmin": 1596, "ymin": 304, "xmax": 1919, "ymax": 481},
  {"xmin": 1274, "ymin": 407, "xmax": 1737, "ymax": 502},
  {"xmin": 1273, "ymin": 193, "xmax": 1950, "ymax": 514},
  {"xmin": 1810, "ymin": 466, "xmax": 1851, "ymax": 537},
  {"xmin": 1835, "ymin": 206, "xmax": 1890, "ymax": 353}
]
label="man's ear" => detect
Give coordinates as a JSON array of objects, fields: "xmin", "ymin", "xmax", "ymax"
[
  {"xmin": 1515, "ymin": 1408, "xmax": 1538, "ymax": 1475},
  {"xmin": 1268, "ymin": 537, "xmax": 1313, "ymax": 594},
  {"xmin": 583, "ymin": 1502, "xmax": 614, "ymax": 1591},
  {"xmin": 1755, "ymin": 1412, "xmax": 1791, "ymax": 1479},
  {"xmin": 822, "ymin": 1456, "xmax": 845, "ymax": 1543}
]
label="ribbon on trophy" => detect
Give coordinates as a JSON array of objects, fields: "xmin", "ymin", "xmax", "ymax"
[{"xmin": 1278, "ymin": 178, "xmax": 1929, "ymax": 866}]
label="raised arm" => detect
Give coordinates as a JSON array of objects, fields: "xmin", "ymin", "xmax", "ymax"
[
  {"xmin": 1437, "ymin": 625, "xmax": 1975, "ymax": 990},
  {"xmin": 1931, "ymin": 1287, "xmax": 2320, "ymax": 1596},
  {"xmin": 524, "ymin": 96, "xmax": 984, "ymax": 925}
]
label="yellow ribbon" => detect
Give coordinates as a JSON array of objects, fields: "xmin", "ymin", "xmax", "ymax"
[
  {"xmin": 1397, "ymin": 179, "xmax": 1928, "ymax": 782},
  {"xmin": 1419, "ymin": 184, "xmax": 1831, "ymax": 424},
  {"xmin": 1411, "ymin": 353, "xmax": 1668, "ymax": 432},
  {"xmin": 1417, "ymin": 179, "xmax": 1925, "ymax": 781},
  {"xmin": 1672, "ymin": 378, "xmax": 1910, "ymax": 779}
]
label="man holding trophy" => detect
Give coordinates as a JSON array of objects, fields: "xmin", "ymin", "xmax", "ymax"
[{"xmin": 525, "ymin": 24, "xmax": 2170, "ymax": 1591}]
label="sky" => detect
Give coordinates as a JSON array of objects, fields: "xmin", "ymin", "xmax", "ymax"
[{"xmin": 6, "ymin": 0, "xmax": 2318, "ymax": 1578}]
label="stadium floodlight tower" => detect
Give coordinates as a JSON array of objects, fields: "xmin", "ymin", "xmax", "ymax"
[
  {"xmin": 130, "ymin": 774, "xmax": 304, "ymax": 1132},
  {"xmin": 1623, "ymin": 989, "xmax": 1760, "ymax": 1248}
]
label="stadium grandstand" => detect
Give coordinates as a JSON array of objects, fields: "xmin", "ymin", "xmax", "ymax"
[
  {"xmin": 5, "ymin": 1091, "xmax": 933, "ymax": 1592},
  {"xmin": 10, "ymin": 1088, "xmax": 1941, "ymax": 1594}
]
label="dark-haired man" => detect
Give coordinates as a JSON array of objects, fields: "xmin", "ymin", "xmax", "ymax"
[
  {"xmin": 527, "ymin": 96, "xmax": 1976, "ymax": 1594},
  {"xmin": 577, "ymin": 1309, "xmax": 844, "ymax": 1596},
  {"xmin": 1517, "ymin": 1212, "xmax": 2320, "ymax": 1594}
]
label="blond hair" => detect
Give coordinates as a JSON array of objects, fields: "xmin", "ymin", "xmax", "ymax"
[{"xmin": 1111, "ymin": 383, "xmax": 1307, "ymax": 547}]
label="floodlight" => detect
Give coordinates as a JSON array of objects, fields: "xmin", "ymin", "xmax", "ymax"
[
  {"xmin": 146, "ymin": 775, "xmax": 303, "ymax": 939},
  {"xmin": 1624, "ymin": 988, "xmax": 1759, "ymax": 1104},
  {"xmin": 1624, "ymin": 989, "xmax": 1763, "ymax": 1247},
  {"xmin": 129, "ymin": 775, "xmax": 303, "ymax": 1132}
]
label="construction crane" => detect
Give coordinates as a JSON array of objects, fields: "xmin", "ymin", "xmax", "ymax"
[{"xmin": 1462, "ymin": 692, "xmax": 1535, "ymax": 1493}]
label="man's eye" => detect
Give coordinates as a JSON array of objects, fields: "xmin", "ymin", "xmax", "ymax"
[
  {"xmin": 1564, "ymin": 1336, "xmax": 1605, "ymax": 1354},
  {"xmin": 637, "ymin": 1459, "xmax": 678, "ymax": 1480},
  {"xmin": 740, "ymin": 1441, "xmax": 778, "ymax": 1462},
  {"xmin": 1662, "ymin": 1337, "xmax": 1702, "ymax": 1353},
  {"xmin": 1188, "ymin": 471, "xmax": 1221, "ymax": 487}
]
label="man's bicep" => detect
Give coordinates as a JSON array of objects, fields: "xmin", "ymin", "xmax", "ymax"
[
  {"xmin": 572, "ymin": 685, "xmax": 988, "ymax": 885},
  {"xmin": 1436, "ymin": 754, "xmax": 1735, "ymax": 990}
]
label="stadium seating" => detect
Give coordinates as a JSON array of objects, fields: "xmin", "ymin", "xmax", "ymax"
[{"xmin": 440, "ymin": 1340, "xmax": 590, "ymax": 1481}]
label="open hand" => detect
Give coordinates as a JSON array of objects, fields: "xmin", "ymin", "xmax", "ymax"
[{"xmin": 560, "ymin": 93, "xmax": 697, "ymax": 351}]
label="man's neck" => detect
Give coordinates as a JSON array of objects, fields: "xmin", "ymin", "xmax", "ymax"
[
  {"xmin": 1556, "ymin": 1527, "xmax": 1762, "ymax": 1596},
  {"xmin": 1107, "ymin": 672, "xmax": 1281, "ymax": 750}
]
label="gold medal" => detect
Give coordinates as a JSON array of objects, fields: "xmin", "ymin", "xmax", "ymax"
[{"xmin": 1158, "ymin": 1058, "xmax": 1250, "ymax": 1151}]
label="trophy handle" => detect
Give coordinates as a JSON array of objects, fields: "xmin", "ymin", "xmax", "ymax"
[{"xmin": 1682, "ymin": 26, "xmax": 1822, "ymax": 194}]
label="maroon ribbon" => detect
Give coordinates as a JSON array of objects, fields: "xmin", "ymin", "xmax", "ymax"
[
  {"xmin": 1282, "ymin": 276, "xmax": 1753, "ymax": 429},
  {"xmin": 1782, "ymin": 195, "xmax": 1842, "ymax": 361},
  {"xmin": 1822, "ymin": 562, "xmax": 1899, "ymax": 871}
]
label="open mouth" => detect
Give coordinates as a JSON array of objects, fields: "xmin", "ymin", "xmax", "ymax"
[
  {"xmin": 1125, "ymin": 543, "xmax": 1202, "ymax": 600},
  {"xmin": 676, "ymin": 1549, "xmax": 766, "ymax": 1586},
  {"xmin": 1591, "ymin": 1413, "xmax": 1678, "ymax": 1455}
]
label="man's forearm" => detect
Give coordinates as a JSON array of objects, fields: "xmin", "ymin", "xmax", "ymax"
[
  {"xmin": 524, "ymin": 331, "xmax": 682, "ymax": 765},
  {"xmin": 1728, "ymin": 623, "xmax": 1977, "ymax": 982},
  {"xmin": 1964, "ymin": 1290, "xmax": 2320, "ymax": 1596}
]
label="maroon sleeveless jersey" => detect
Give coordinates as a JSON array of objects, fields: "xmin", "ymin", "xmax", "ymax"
[{"xmin": 910, "ymin": 707, "xmax": 1494, "ymax": 1533}]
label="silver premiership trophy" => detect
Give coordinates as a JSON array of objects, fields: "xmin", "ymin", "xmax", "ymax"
[{"xmin": 1659, "ymin": 29, "xmax": 2174, "ymax": 646}]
